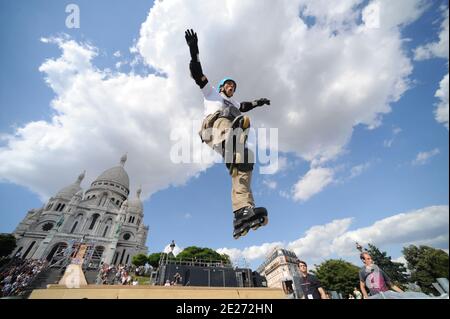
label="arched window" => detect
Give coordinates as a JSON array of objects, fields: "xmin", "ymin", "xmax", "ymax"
[
  {"xmin": 46, "ymin": 242, "xmax": 68, "ymax": 262},
  {"xmin": 55, "ymin": 203, "xmax": 61, "ymax": 211},
  {"xmin": 99, "ymin": 194, "xmax": 108, "ymax": 206},
  {"xmin": 70, "ymin": 221, "xmax": 78, "ymax": 234},
  {"xmin": 89, "ymin": 214, "xmax": 100, "ymax": 230},
  {"xmin": 102, "ymin": 226, "xmax": 109, "ymax": 237},
  {"xmin": 22, "ymin": 241, "xmax": 36, "ymax": 259},
  {"xmin": 59, "ymin": 204, "xmax": 66, "ymax": 212},
  {"xmin": 15, "ymin": 246, "xmax": 23, "ymax": 256},
  {"xmin": 119, "ymin": 249, "xmax": 126, "ymax": 265}
]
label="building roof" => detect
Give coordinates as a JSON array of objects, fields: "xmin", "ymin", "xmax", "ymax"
[
  {"xmin": 93, "ymin": 154, "xmax": 130, "ymax": 190},
  {"xmin": 55, "ymin": 171, "xmax": 85, "ymax": 200}
]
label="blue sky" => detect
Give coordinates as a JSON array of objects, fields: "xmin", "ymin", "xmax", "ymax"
[{"xmin": 0, "ymin": 0, "xmax": 448, "ymax": 270}]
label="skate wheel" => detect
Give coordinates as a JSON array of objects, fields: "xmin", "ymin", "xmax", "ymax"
[
  {"xmin": 251, "ymin": 224, "xmax": 260, "ymax": 230},
  {"xmin": 242, "ymin": 116, "xmax": 250, "ymax": 129},
  {"xmin": 262, "ymin": 216, "xmax": 269, "ymax": 226},
  {"xmin": 231, "ymin": 167, "xmax": 238, "ymax": 177}
]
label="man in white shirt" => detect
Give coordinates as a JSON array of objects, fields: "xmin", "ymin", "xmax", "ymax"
[{"xmin": 185, "ymin": 29, "xmax": 270, "ymax": 239}]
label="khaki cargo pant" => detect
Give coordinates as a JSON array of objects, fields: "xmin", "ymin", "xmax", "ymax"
[{"xmin": 200, "ymin": 113, "xmax": 255, "ymax": 212}]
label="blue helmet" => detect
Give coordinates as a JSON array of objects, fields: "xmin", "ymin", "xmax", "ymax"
[{"xmin": 218, "ymin": 77, "xmax": 237, "ymax": 93}]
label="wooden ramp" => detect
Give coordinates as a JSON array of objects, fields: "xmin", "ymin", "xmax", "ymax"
[{"xmin": 29, "ymin": 285, "xmax": 286, "ymax": 299}]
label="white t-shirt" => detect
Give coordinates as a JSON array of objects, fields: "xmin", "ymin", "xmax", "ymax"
[{"xmin": 201, "ymin": 83, "xmax": 240, "ymax": 116}]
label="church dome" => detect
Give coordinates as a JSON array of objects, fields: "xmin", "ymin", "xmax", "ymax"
[
  {"xmin": 93, "ymin": 154, "xmax": 130, "ymax": 190},
  {"xmin": 55, "ymin": 171, "xmax": 85, "ymax": 200}
]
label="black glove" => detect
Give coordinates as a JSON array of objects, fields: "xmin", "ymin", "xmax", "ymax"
[
  {"xmin": 189, "ymin": 60, "xmax": 204, "ymax": 84},
  {"xmin": 185, "ymin": 29, "xmax": 199, "ymax": 61},
  {"xmin": 255, "ymin": 98, "xmax": 270, "ymax": 107}
]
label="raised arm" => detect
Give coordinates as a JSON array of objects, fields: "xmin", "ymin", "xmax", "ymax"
[
  {"xmin": 239, "ymin": 98, "xmax": 270, "ymax": 113},
  {"xmin": 185, "ymin": 29, "xmax": 208, "ymax": 89}
]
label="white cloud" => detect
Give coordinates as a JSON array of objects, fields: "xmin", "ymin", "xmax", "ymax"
[
  {"xmin": 332, "ymin": 205, "xmax": 449, "ymax": 256},
  {"xmin": 412, "ymin": 148, "xmax": 440, "ymax": 166},
  {"xmin": 383, "ymin": 126, "xmax": 402, "ymax": 147},
  {"xmin": 279, "ymin": 190, "xmax": 291, "ymax": 199},
  {"xmin": 434, "ymin": 73, "xmax": 449, "ymax": 130},
  {"xmin": 362, "ymin": 0, "xmax": 429, "ymax": 31},
  {"xmin": 0, "ymin": 37, "xmax": 210, "ymax": 201},
  {"xmin": 292, "ymin": 167, "xmax": 334, "ymax": 201},
  {"xmin": 163, "ymin": 243, "xmax": 183, "ymax": 257},
  {"xmin": 392, "ymin": 255, "xmax": 410, "ymax": 274},
  {"xmin": 216, "ymin": 205, "xmax": 449, "ymax": 266},
  {"xmin": 263, "ymin": 180, "xmax": 277, "ymax": 190},
  {"xmin": 393, "ymin": 127, "xmax": 402, "ymax": 135},
  {"xmin": 287, "ymin": 218, "xmax": 352, "ymax": 260},
  {"xmin": 414, "ymin": 8, "xmax": 449, "ymax": 61},
  {"xmin": 0, "ymin": 1, "xmax": 426, "ymax": 201},
  {"xmin": 392, "ymin": 255, "xmax": 407, "ymax": 266},
  {"xmin": 217, "ymin": 242, "xmax": 284, "ymax": 265},
  {"xmin": 349, "ymin": 162, "xmax": 371, "ymax": 179},
  {"xmin": 113, "ymin": 50, "xmax": 121, "ymax": 58},
  {"xmin": 414, "ymin": 7, "xmax": 449, "ymax": 129},
  {"xmin": 137, "ymin": 0, "xmax": 421, "ymax": 163}
]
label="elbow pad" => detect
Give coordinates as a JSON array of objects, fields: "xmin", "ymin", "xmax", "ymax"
[{"xmin": 189, "ymin": 61, "xmax": 208, "ymax": 88}]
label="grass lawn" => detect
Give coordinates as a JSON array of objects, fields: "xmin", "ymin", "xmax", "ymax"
[{"xmin": 134, "ymin": 275, "xmax": 151, "ymax": 285}]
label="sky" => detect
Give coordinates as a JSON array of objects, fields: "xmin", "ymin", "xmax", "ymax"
[{"xmin": 0, "ymin": 0, "xmax": 448, "ymax": 271}]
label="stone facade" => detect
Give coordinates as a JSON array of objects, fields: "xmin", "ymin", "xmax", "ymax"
[
  {"xmin": 257, "ymin": 248, "xmax": 302, "ymax": 298},
  {"xmin": 11, "ymin": 154, "xmax": 149, "ymax": 267}
]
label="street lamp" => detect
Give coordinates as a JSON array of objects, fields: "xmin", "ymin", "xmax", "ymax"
[{"xmin": 157, "ymin": 240, "xmax": 176, "ymax": 285}]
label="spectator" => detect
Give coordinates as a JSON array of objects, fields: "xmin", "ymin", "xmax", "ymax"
[
  {"xmin": 359, "ymin": 252, "xmax": 403, "ymax": 299},
  {"xmin": 0, "ymin": 258, "xmax": 48, "ymax": 297},
  {"xmin": 297, "ymin": 260, "xmax": 328, "ymax": 299}
]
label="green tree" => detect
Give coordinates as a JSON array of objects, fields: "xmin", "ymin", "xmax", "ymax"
[
  {"xmin": 148, "ymin": 252, "xmax": 164, "ymax": 268},
  {"xmin": 132, "ymin": 253, "xmax": 149, "ymax": 267},
  {"xmin": 312, "ymin": 259, "xmax": 360, "ymax": 297},
  {"xmin": 176, "ymin": 246, "xmax": 231, "ymax": 264},
  {"xmin": 366, "ymin": 244, "xmax": 409, "ymax": 287},
  {"xmin": 0, "ymin": 233, "xmax": 16, "ymax": 257},
  {"xmin": 402, "ymin": 245, "xmax": 449, "ymax": 295}
]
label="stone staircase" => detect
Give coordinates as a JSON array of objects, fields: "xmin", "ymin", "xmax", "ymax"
[{"xmin": 21, "ymin": 267, "xmax": 66, "ymax": 298}]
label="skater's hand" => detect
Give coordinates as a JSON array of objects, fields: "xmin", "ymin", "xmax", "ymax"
[
  {"xmin": 255, "ymin": 98, "xmax": 270, "ymax": 107},
  {"xmin": 185, "ymin": 29, "xmax": 200, "ymax": 61},
  {"xmin": 185, "ymin": 29, "xmax": 198, "ymax": 48}
]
